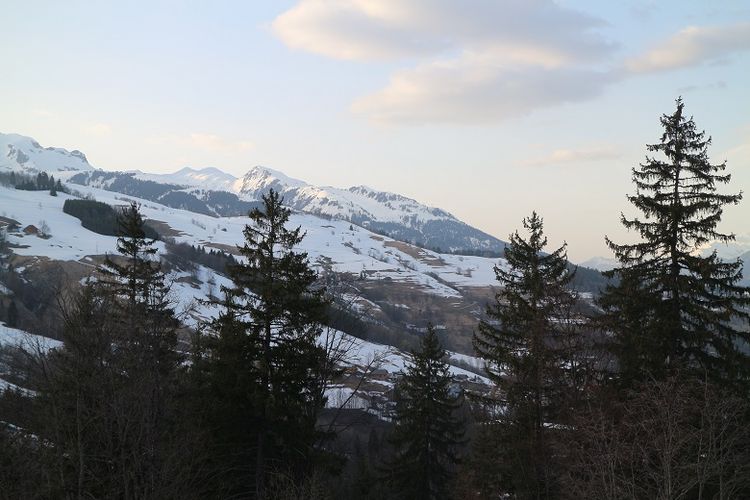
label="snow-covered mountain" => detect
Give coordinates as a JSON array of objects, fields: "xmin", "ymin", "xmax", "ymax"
[
  {"xmin": 112, "ymin": 164, "xmax": 509, "ymax": 255},
  {"xmin": 134, "ymin": 166, "xmax": 243, "ymax": 193},
  {"xmin": 1, "ymin": 131, "xmax": 507, "ymax": 255},
  {"xmin": 582, "ymin": 235, "xmax": 750, "ymax": 285},
  {"xmin": 0, "ymin": 132, "xmax": 96, "ymax": 178},
  {"xmin": 579, "ymin": 256, "xmax": 618, "ymax": 272},
  {"xmin": 0, "ymin": 181, "xmax": 504, "ymax": 354}
]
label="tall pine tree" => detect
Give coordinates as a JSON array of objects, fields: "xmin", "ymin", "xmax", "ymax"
[
  {"xmin": 388, "ymin": 325, "xmax": 465, "ymax": 500},
  {"xmin": 474, "ymin": 212, "xmax": 578, "ymax": 499},
  {"xmin": 601, "ymin": 97, "xmax": 750, "ymax": 389},
  {"xmin": 198, "ymin": 189, "xmax": 329, "ymax": 498},
  {"xmin": 32, "ymin": 202, "xmax": 190, "ymax": 498}
]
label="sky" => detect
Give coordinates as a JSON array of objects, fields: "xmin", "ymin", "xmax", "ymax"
[{"xmin": 1, "ymin": 0, "xmax": 749, "ymax": 262}]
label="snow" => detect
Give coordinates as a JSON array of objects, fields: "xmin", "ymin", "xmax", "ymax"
[
  {"xmin": 0, "ymin": 132, "xmax": 95, "ymax": 179},
  {"xmin": 133, "ymin": 166, "xmax": 244, "ymax": 193},
  {"xmin": 0, "ymin": 182, "xmax": 505, "ymax": 298},
  {"xmin": 320, "ymin": 329, "xmax": 490, "ymax": 384},
  {"xmin": 578, "ymin": 256, "xmax": 617, "ymax": 272},
  {"xmin": 0, "ymin": 186, "xmax": 122, "ymax": 261},
  {"xmin": 0, "ymin": 322, "xmax": 62, "ymax": 353},
  {"xmin": 699, "ymin": 233, "xmax": 750, "ymax": 260}
]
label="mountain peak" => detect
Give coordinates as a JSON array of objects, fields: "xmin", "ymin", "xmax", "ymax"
[
  {"xmin": 241, "ymin": 165, "xmax": 308, "ymax": 193},
  {"xmin": 0, "ymin": 132, "xmax": 95, "ymax": 176}
]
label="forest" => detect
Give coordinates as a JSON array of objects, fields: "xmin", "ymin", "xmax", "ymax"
[{"xmin": 0, "ymin": 99, "xmax": 748, "ymax": 500}]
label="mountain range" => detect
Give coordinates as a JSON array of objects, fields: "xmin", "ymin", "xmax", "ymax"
[{"xmin": 0, "ymin": 132, "xmax": 506, "ymax": 256}]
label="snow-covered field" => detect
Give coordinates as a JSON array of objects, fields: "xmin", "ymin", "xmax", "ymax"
[
  {"xmin": 0, "ymin": 184, "xmax": 504, "ymax": 301},
  {"xmin": 0, "ymin": 322, "xmax": 62, "ymax": 353}
]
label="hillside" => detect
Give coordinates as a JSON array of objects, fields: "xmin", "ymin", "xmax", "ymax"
[{"xmin": 0, "ymin": 133, "xmax": 95, "ymax": 178}]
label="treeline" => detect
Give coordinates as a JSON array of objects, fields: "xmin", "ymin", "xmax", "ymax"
[
  {"xmin": 0, "ymin": 170, "xmax": 65, "ymax": 195},
  {"xmin": 0, "ymin": 98, "xmax": 748, "ymax": 500},
  {"xmin": 457, "ymin": 98, "xmax": 750, "ymax": 499},
  {"xmin": 163, "ymin": 240, "xmax": 237, "ymax": 275},
  {"xmin": 63, "ymin": 198, "xmax": 159, "ymax": 239}
]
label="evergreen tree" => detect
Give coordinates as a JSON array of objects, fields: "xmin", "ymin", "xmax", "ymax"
[
  {"xmin": 600, "ymin": 97, "xmax": 750, "ymax": 388},
  {"xmin": 49, "ymin": 183, "xmax": 57, "ymax": 196},
  {"xmin": 197, "ymin": 189, "xmax": 329, "ymax": 498},
  {"xmin": 473, "ymin": 212, "xmax": 578, "ymax": 499},
  {"xmin": 388, "ymin": 325, "xmax": 465, "ymax": 500},
  {"xmin": 6, "ymin": 300, "xmax": 18, "ymax": 328},
  {"xmin": 24, "ymin": 202, "xmax": 193, "ymax": 499}
]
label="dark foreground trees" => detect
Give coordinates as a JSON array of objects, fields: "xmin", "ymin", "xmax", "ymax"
[
  {"xmin": 193, "ymin": 189, "xmax": 331, "ymax": 498},
  {"xmin": 473, "ymin": 212, "xmax": 585, "ymax": 499},
  {"xmin": 600, "ymin": 97, "xmax": 750, "ymax": 389},
  {"xmin": 388, "ymin": 325, "xmax": 465, "ymax": 500},
  {"xmin": 561, "ymin": 377, "xmax": 750, "ymax": 500},
  {"xmin": 16, "ymin": 202, "xmax": 200, "ymax": 499}
]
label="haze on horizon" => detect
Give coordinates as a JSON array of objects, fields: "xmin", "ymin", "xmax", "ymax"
[{"xmin": 2, "ymin": 0, "xmax": 749, "ymax": 262}]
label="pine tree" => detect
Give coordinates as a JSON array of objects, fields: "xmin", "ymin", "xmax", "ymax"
[
  {"xmin": 95, "ymin": 202, "xmax": 181, "ymax": 497},
  {"xmin": 601, "ymin": 97, "xmax": 750, "ymax": 389},
  {"xmin": 25, "ymin": 203, "xmax": 194, "ymax": 498},
  {"xmin": 473, "ymin": 211, "xmax": 578, "ymax": 498},
  {"xmin": 389, "ymin": 325, "xmax": 465, "ymax": 500},
  {"xmin": 7, "ymin": 300, "xmax": 18, "ymax": 328},
  {"xmin": 199, "ymin": 189, "xmax": 329, "ymax": 497}
]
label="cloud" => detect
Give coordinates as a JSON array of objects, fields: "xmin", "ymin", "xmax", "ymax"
[
  {"xmin": 148, "ymin": 133, "xmax": 254, "ymax": 154},
  {"xmin": 521, "ymin": 145, "xmax": 622, "ymax": 167},
  {"xmin": 274, "ymin": 2, "xmax": 748, "ymax": 125},
  {"xmin": 274, "ymin": 0, "xmax": 617, "ymax": 124},
  {"xmin": 273, "ymin": 0, "xmax": 614, "ymax": 64},
  {"xmin": 352, "ymin": 55, "xmax": 613, "ymax": 124},
  {"xmin": 626, "ymin": 22, "xmax": 750, "ymax": 73}
]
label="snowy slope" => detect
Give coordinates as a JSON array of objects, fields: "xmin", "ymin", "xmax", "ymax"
[
  {"xmin": 0, "ymin": 322, "xmax": 62, "ymax": 353},
  {"xmin": 0, "ymin": 184, "xmax": 502, "ymax": 293},
  {"xmin": 237, "ymin": 166, "xmax": 452, "ymax": 224},
  {"xmin": 119, "ymin": 163, "xmax": 509, "ymax": 254},
  {"xmin": 5, "ymin": 130, "xmax": 506, "ymax": 254},
  {"xmin": 0, "ymin": 132, "xmax": 96, "ymax": 179},
  {"xmin": 134, "ymin": 166, "xmax": 244, "ymax": 193},
  {"xmin": 579, "ymin": 256, "xmax": 617, "ymax": 272}
]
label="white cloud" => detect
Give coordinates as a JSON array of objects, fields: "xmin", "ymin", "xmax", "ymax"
[
  {"xmin": 352, "ymin": 54, "xmax": 613, "ymax": 124},
  {"xmin": 273, "ymin": 0, "xmax": 613, "ymax": 64},
  {"xmin": 274, "ymin": 2, "xmax": 748, "ymax": 125},
  {"xmin": 521, "ymin": 145, "xmax": 622, "ymax": 167},
  {"xmin": 626, "ymin": 22, "xmax": 750, "ymax": 73},
  {"xmin": 274, "ymin": 0, "xmax": 616, "ymax": 124}
]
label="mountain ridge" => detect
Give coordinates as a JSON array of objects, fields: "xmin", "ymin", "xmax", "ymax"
[{"xmin": 0, "ymin": 131, "xmax": 508, "ymax": 255}]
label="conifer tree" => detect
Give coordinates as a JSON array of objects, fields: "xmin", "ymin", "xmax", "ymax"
[
  {"xmin": 389, "ymin": 325, "xmax": 465, "ymax": 500},
  {"xmin": 6, "ymin": 300, "xmax": 18, "ymax": 328},
  {"xmin": 601, "ymin": 98, "xmax": 750, "ymax": 388},
  {"xmin": 95, "ymin": 202, "xmax": 181, "ymax": 497},
  {"xmin": 199, "ymin": 189, "xmax": 329, "ymax": 498},
  {"xmin": 474, "ymin": 211, "xmax": 578, "ymax": 498},
  {"xmin": 29, "ymin": 202, "xmax": 191, "ymax": 498}
]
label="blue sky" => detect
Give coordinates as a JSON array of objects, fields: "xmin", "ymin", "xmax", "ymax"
[{"xmin": 2, "ymin": 1, "xmax": 749, "ymax": 261}]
